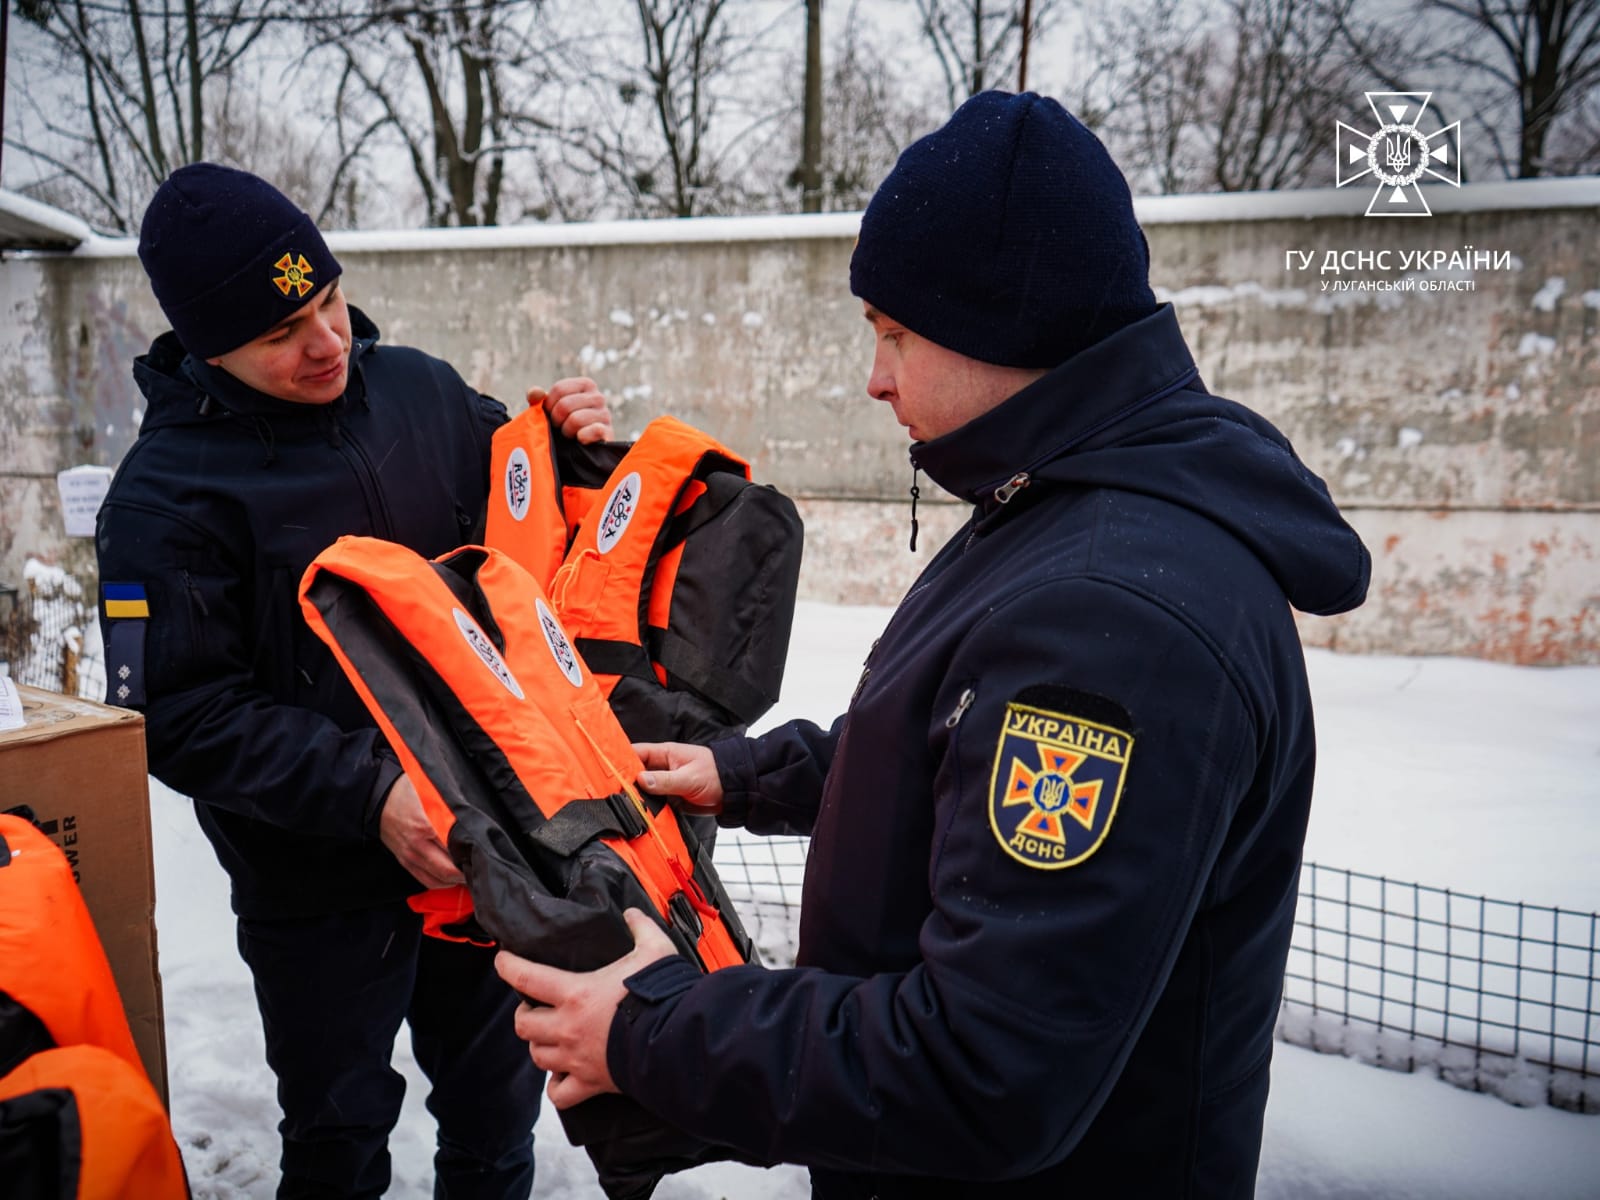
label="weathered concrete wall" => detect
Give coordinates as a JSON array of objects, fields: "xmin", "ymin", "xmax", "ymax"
[{"xmin": 3, "ymin": 182, "xmax": 1597, "ymax": 661}]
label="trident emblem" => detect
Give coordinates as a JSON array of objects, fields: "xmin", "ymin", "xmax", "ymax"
[{"xmin": 1384, "ymin": 134, "xmax": 1412, "ymax": 171}]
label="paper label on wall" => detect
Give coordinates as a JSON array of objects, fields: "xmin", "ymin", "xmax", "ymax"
[
  {"xmin": 0, "ymin": 677, "xmax": 24, "ymax": 732},
  {"xmin": 56, "ymin": 465, "xmax": 114, "ymax": 538}
]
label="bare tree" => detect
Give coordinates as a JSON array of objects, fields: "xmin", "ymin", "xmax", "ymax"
[
  {"xmin": 559, "ymin": 0, "xmax": 790, "ymax": 218},
  {"xmin": 7, "ymin": 0, "xmax": 270, "ymax": 231},
  {"xmin": 1422, "ymin": 0, "xmax": 1600, "ymax": 176},
  {"xmin": 802, "ymin": 2, "xmax": 937, "ymax": 210},
  {"xmin": 911, "ymin": 0, "xmax": 1062, "ymax": 108},
  {"xmin": 1088, "ymin": 0, "xmax": 1367, "ymax": 193},
  {"xmin": 303, "ymin": 0, "xmax": 570, "ymax": 226}
]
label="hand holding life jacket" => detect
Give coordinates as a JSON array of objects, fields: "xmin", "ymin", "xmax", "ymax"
[{"xmin": 298, "ymin": 540, "xmax": 752, "ymax": 974}]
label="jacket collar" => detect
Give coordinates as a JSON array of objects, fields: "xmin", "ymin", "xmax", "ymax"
[{"xmin": 910, "ymin": 304, "xmax": 1199, "ymax": 506}]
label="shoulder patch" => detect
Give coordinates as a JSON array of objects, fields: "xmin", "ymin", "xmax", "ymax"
[
  {"xmin": 987, "ymin": 687, "xmax": 1135, "ymax": 870},
  {"xmin": 101, "ymin": 581, "xmax": 149, "ymax": 620},
  {"xmin": 101, "ymin": 582, "xmax": 150, "ymax": 708}
]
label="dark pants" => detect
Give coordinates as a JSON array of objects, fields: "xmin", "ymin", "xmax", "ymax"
[{"xmin": 237, "ymin": 903, "xmax": 542, "ymax": 1200}]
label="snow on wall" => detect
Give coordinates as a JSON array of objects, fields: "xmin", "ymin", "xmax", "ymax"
[{"xmin": 3, "ymin": 182, "xmax": 1599, "ymax": 662}]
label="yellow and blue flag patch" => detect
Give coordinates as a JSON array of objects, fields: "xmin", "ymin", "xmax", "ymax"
[
  {"xmin": 988, "ymin": 693, "xmax": 1134, "ymax": 870},
  {"xmin": 102, "ymin": 582, "xmax": 149, "ymax": 620}
]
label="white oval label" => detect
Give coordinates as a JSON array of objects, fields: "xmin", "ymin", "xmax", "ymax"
[
  {"xmin": 536, "ymin": 597, "xmax": 584, "ymax": 688},
  {"xmin": 596, "ymin": 471, "xmax": 641, "ymax": 555},
  {"xmin": 453, "ymin": 607, "xmax": 524, "ymax": 699},
  {"xmin": 504, "ymin": 446, "xmax": 532, "ymax": 522}
]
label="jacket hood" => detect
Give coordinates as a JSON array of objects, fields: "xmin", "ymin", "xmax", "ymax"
[
  {"xmin": 911, "ymin": 305, "xmax": 1369, "ymax": 617},
  {"xmin": 132, "ymin": 305, "xmax": 381, "ymax": 434}
]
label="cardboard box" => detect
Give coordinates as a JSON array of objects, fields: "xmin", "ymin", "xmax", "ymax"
[{"xmin": 0, "ymin": 685, "xmax": 167, "ymax": 1106}]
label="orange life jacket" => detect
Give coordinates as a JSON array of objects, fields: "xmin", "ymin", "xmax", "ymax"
[
  {"xmin": 487, "ymin": 413, "xmax": 802, "ymax": 744},
  {"xmin": 297, "ymin": 538, "xmax": 751, "ymax": 974},
  {"xmin": 0, "ymin": 1046, "xmax": 188, "ymax": 1200},
  {"xmin": 0, "ymin": 816, "xmax": 187, "ymax": 1199}
]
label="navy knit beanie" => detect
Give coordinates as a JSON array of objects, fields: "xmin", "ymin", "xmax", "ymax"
[
  {"xmin": 850, "ymin": 91, "xmax": 1156, "ymax": 368},
  {"xmin": 137, "ymin": 163, "xmax": 341, "ymax": 359}
]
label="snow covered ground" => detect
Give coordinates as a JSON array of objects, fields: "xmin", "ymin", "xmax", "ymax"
[{"xmin": 153, "ymin": 601, "xmax": 1600, "ymax": 1198}]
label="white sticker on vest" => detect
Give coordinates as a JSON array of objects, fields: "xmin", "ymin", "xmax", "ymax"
[
  {"xmin": 536, "ymin": 597, "xmax": 584, "ymax": 688},
  {"xmin": 596, "ymin": 471, "xmax": 642, "ymax": 555},
  {"xmin": 452, "ymin": 607, "xmax": 525, "ymax": 699},
  {"xmin": 505, "ymin": 446, "xmax": 533, "ymax": 522}
]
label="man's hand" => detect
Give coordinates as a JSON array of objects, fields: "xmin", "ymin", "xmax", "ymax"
[
  {"xmin": 533, "ymin": 377, "xmax": 613, "ymax": 445},
  {"xmin": 377, "ymin": 775, "xmax": 463, "ymax": 889},
  {"xmin": 633, "ymin": 741, "xmax": 724, "ymax": 814},
  {"xmin": 494, "ymin": 908, "xmax": 679, "ymax": 1109}
]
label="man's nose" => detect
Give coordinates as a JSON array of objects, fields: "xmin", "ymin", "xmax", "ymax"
[
  {"xmin": 867, "ymin": 355, "xmax": 894, "ymax": 401},
  {"xmin": 305, "ymin": 314, "xmax": 343, "ymax": 358}
]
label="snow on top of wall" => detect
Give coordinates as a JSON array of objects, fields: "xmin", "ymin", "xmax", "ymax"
[
  {"xmin": 1134, "ymin": 176, "xmax": 1600, "ymax": 223},
  {"xmin": 0, "ymin": 189, "xmax": 93, "ymax": 250},
  {"xmin": 31, "ymin": 177, "xmax": 1600, "ymax": 260}
]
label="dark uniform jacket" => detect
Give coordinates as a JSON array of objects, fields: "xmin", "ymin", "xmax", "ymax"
[
  {"xmin": 606, "ymin": 305, "xmax": 1370, "ymax": 1198},
  {"xmin": 96, "ymin": 308, "xmax": 505, "ymax": 918}
]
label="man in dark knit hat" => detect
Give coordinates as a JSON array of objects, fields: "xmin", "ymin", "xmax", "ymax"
[
  {"xmin": 495, "ymin": 91, "xmax": 1370, "ymax": 1197},
  {"xmin": 96, "ymin": 163, "xmax": 610, "ymax": 1199}
]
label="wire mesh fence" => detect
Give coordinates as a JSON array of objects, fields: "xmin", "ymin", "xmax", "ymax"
[
  {"xmin": 711, "ymin": 846, "xmax": 1600, "ymax": 1115},
  {"xmin": 1278, "ymin": 862, "xmax": 1597, "ymax": 1112},
  {"xmin": 0, "ymin": 565, "xmax": 103, "ymax": 700}
]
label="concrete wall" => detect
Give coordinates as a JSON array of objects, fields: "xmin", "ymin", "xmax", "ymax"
[{"xmin": 3, "ymin": 181, "xmax": 1597, "ymax": 662}]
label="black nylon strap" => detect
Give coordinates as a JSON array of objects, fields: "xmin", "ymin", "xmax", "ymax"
[
  {"xmin": 648, "ymin": 625, "xmax": 775, "ymax": 723},
  {"xmin": 574, "ymin": 638, "xmax": 654, "ymax": 682},
  {"xmin": 578, "ymin": 630, "xmax": 774, "ymax": 723},
  {"xmin": 528, "ymin": 793, "xmax": 648, "ymax": 858}
]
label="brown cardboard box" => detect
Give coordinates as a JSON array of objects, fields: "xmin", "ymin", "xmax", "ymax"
[{"xmin": 0, "ymin": 684, "xmax": 167, "ymax": 1106}]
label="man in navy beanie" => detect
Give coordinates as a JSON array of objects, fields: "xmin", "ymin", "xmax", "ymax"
[
  {"xmin": 493, "ymin": 89, "xmax": 1369, "ymax": 1198},
  {"xmin": 97, "ymin": 163, "xmax": 611, "ymax": 1199}
]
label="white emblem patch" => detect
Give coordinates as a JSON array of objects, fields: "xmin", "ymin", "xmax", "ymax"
[
  {"xmin": 504, "ymin": 447, "xmax": 532, "ymax": 522},
  {"xmin": 596, "ymin": 471, "xmax": 641, "ymax": 555},
  {"xmin": 452, "ymin": 607, "xmax": 525, "ymax": 699},
  {"xmin": 536, "ymin": 597, "xmax": 584, "ymax": 687}
]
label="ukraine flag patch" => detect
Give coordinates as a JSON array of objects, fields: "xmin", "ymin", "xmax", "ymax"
[{"xmin": 102, "ymin": 582, "xmax": 150, "ymax": 620}]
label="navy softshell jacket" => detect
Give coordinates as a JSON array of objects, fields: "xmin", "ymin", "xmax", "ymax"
[
  {"xmin": 96, "ymin": 309, "xmax": 505, "ymax": 918},
  {"xmin": 606, "ymin": 305, "xmax": 1371, "ymax": 1198}
]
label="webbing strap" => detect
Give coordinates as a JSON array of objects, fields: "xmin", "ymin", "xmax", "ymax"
[
  {"xmin": 575, "ymin": 629, "xmax": 773, "ymax": 723},
  {"xmin": 528, "ymin": 793, "xmax": 648, "ymax": 858}
]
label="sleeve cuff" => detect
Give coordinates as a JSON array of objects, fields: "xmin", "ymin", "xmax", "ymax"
[
  {"xmin": 607, "ymin": 955, "xmax": 701, "ymax": 1091},
  {"xmin": 364, "ymin": 754, "xmax": 405, "ymax": 840},
  {"xmin": 709, "ymin": 734, "xmax": 759, "ymax": 828}
]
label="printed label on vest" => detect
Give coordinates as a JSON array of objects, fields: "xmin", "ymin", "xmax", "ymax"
[
  {"xmin": 505, "ymin": 447, "xmax": 533, "ymax": 522},
  {"xmin": 596, "ymin": 471, "xmax": 642, "ymax": 554},
  {"xmin": 536, "ymin": 597, "xmax": 585, "ymax": 687},
  {"xmin": 453, "ymin": 607, "xmax": 526, "ymax": 699}
]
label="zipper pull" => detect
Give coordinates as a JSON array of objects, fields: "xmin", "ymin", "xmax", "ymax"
[
  {"xmin": 993, "ymin": 472, "xmax": 1030, "ymax": 504},
  {"xmin": 944, "ymin": 687, "xmax": 975, "ymax": 728}
]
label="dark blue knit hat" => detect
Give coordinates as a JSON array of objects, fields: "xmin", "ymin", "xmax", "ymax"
[
  {"xmin": 137, "ymin": 163, "xmax": 341, "ymax": 358},
  {"xmin": 850, "ymin": 91, "xmax": 1156, "ymax": 368}
]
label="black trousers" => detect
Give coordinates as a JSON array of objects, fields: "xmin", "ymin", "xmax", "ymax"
[{"xmin": 237, "ymin": 902, "xmax": 542, "ymax": 1200}]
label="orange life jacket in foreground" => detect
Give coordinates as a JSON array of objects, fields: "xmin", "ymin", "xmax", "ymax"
[
  {"xmin": 0, "ymin": 816, "xmax": 187, "ymax": 1199},
  {"xmin": 297, "ymin": 539, "xmax": 751, "ymax": 973},
  {"xmin": 299, "ymin": 539, "xmax": 756, "ymax": 1200}
]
